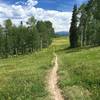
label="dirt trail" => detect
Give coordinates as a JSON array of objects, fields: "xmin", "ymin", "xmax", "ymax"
[{"xmin": 48, "ymin": 53, "xmax": 64, "ymax": 100}]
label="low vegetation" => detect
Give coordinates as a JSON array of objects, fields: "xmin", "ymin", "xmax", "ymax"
[
  {"xmin": 55, "ymin": 37, "xmax": 100, "ymax": 100},
  {"xmin": 0, "ymin": 48, "xmax": 53, "ymax": 100}
]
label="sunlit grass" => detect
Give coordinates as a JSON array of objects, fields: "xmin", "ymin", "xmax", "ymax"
[
  {"xmin": 0, "ymin": 49, "xmax": 53, "ymax": 100},
  {"xmin": 0, "ymin": 36, "xmax": 100, "ymax": 100},
  {"xmin": 56, "ymin": 37, "xmax": 100, "ymax": 100}
]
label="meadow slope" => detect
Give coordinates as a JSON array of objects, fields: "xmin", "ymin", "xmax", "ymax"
[
  {"xmin": 54, "ymin": 37, "xmax": 100, "ymax": 100},
  {"xmin": 0, "ymin": 48, "xmax": 53, "ymax": 100},
  {"xmin": 0, "ymin": 37, "xmax": 100, "ymax": 100}
]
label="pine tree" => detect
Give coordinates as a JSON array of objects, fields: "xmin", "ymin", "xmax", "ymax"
[{"xmin": 69, "ymin": 5, "xmax": 78, "ymax": 48}]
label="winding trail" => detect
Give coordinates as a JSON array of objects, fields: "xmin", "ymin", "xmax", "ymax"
[{"xmin": 48, "ymin": 53, "xmax": 64, "ymax": 100}]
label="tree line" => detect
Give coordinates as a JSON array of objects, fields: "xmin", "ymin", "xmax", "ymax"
[
  {"xmin": 69, "ymin": 0, "xmax": 100, "ymax": 48},
  {"xmin": 0, "ymin": 16, "xmax": 55, "ymax": 58}
]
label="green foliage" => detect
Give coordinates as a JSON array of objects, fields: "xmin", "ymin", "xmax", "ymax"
[
  {"xmin": 77, "ymin": 0, "xmax": 100, "ymax": 47},
  {"xmin": 36, "ymin": 21, "xmax": 54, "ymax": 49},
  {"xmin": 4, "ymin": 19, "xmax": 12, "ymax": 29},
  {"xmin": 0, "ymin": 17, "xmax": 55, "ymax": 58},
  {"xmin": 69, "ymin": 5, "xmax": 79, "ymax": 48}
]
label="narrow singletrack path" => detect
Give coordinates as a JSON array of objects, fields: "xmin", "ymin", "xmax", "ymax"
[{"xmin": 48, "ymin": 53, "xmax": 64, "ymax": 100}]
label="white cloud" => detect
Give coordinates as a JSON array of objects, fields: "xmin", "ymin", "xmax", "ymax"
[
  {"xmin": 27, "ymin": 0, "xmax": 38, "ymax": 6},
  {"xmin": 0, "ymin": 0, "xmax": 72, "ymax": 32}
]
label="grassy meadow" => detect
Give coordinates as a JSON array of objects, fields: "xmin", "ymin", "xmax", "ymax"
[
  {"xmin": 0, "ymin": 48, "xmax": 53, "ymax": 100},
  {"xmin": 54, "ymin": 37, "xmax": 100, "ymax": 100},
  {"xmin": 0, "ymin": 36, "xmax": 100, "ymax": 100}
]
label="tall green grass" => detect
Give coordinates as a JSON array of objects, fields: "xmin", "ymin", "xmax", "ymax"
[
  {"xmin": 0, "ymin": 36, "xmax": 99, "ymax": 100},
  {"xmin": 0, "ymin": 49, "xmax": 53, "ymax": 100},
  {"xmin": 55, "ymin": 37, "xmax": 100, "ymax": 100}
]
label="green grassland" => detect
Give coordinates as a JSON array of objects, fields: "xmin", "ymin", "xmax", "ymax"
[
  {"xmin": 0, "ymin": 48, "xmax": 53, "ymax": 100},
  {"xmin": 54, "ymin": 37, "xmax": 100, "ymax": 100},
  {"xmin": 0, "ymin": 36, "xmax": 100, "ymax": 100}
]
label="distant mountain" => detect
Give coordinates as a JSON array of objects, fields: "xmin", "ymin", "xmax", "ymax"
[{"xmin": 56, "ymin": 31, "xmax": 69, "ymax": 36}]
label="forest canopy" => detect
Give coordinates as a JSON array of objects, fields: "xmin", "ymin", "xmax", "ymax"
[{"xmin": 0, "ymin": 17, "xmax": 55, "ymax": 58}]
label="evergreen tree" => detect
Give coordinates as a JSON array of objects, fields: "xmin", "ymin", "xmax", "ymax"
[{"xmin": 69, "ymin": 5, "xmax": 78, "ymax": 48}]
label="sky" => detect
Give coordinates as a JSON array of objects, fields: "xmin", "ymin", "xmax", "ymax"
[{"xmin": 0, "ymin": 0, "xmax": 87, "ymax": 32}]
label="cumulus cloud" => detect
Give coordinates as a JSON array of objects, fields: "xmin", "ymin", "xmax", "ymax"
[
  {"xmin": 27, "ymin": 0, "xmax": 38, "ymax": 6},
  {"xmin": 0, "ymin": 0, "xmax": 72, "ymax": 32}
]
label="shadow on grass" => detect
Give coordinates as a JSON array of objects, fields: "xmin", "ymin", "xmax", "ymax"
[
  {"xmin": 56, "ymin": 45, "xmax": 100, "ymax": 54},
  {"xmin": 56, "ymin": 47, "xmax": 81, "ymax": 54}
]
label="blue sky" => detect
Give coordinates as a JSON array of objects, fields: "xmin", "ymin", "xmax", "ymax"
[
  {"xmin": 36, "ymin": 0, "xmax": 88, "ymax": 11},
  {"xmin": 0, "ymin": 0, "xmax": 87, "ymax": 11},
  {"xmin": 0, "ymin": 0, "xmax": 87, "ymax": 32}
]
